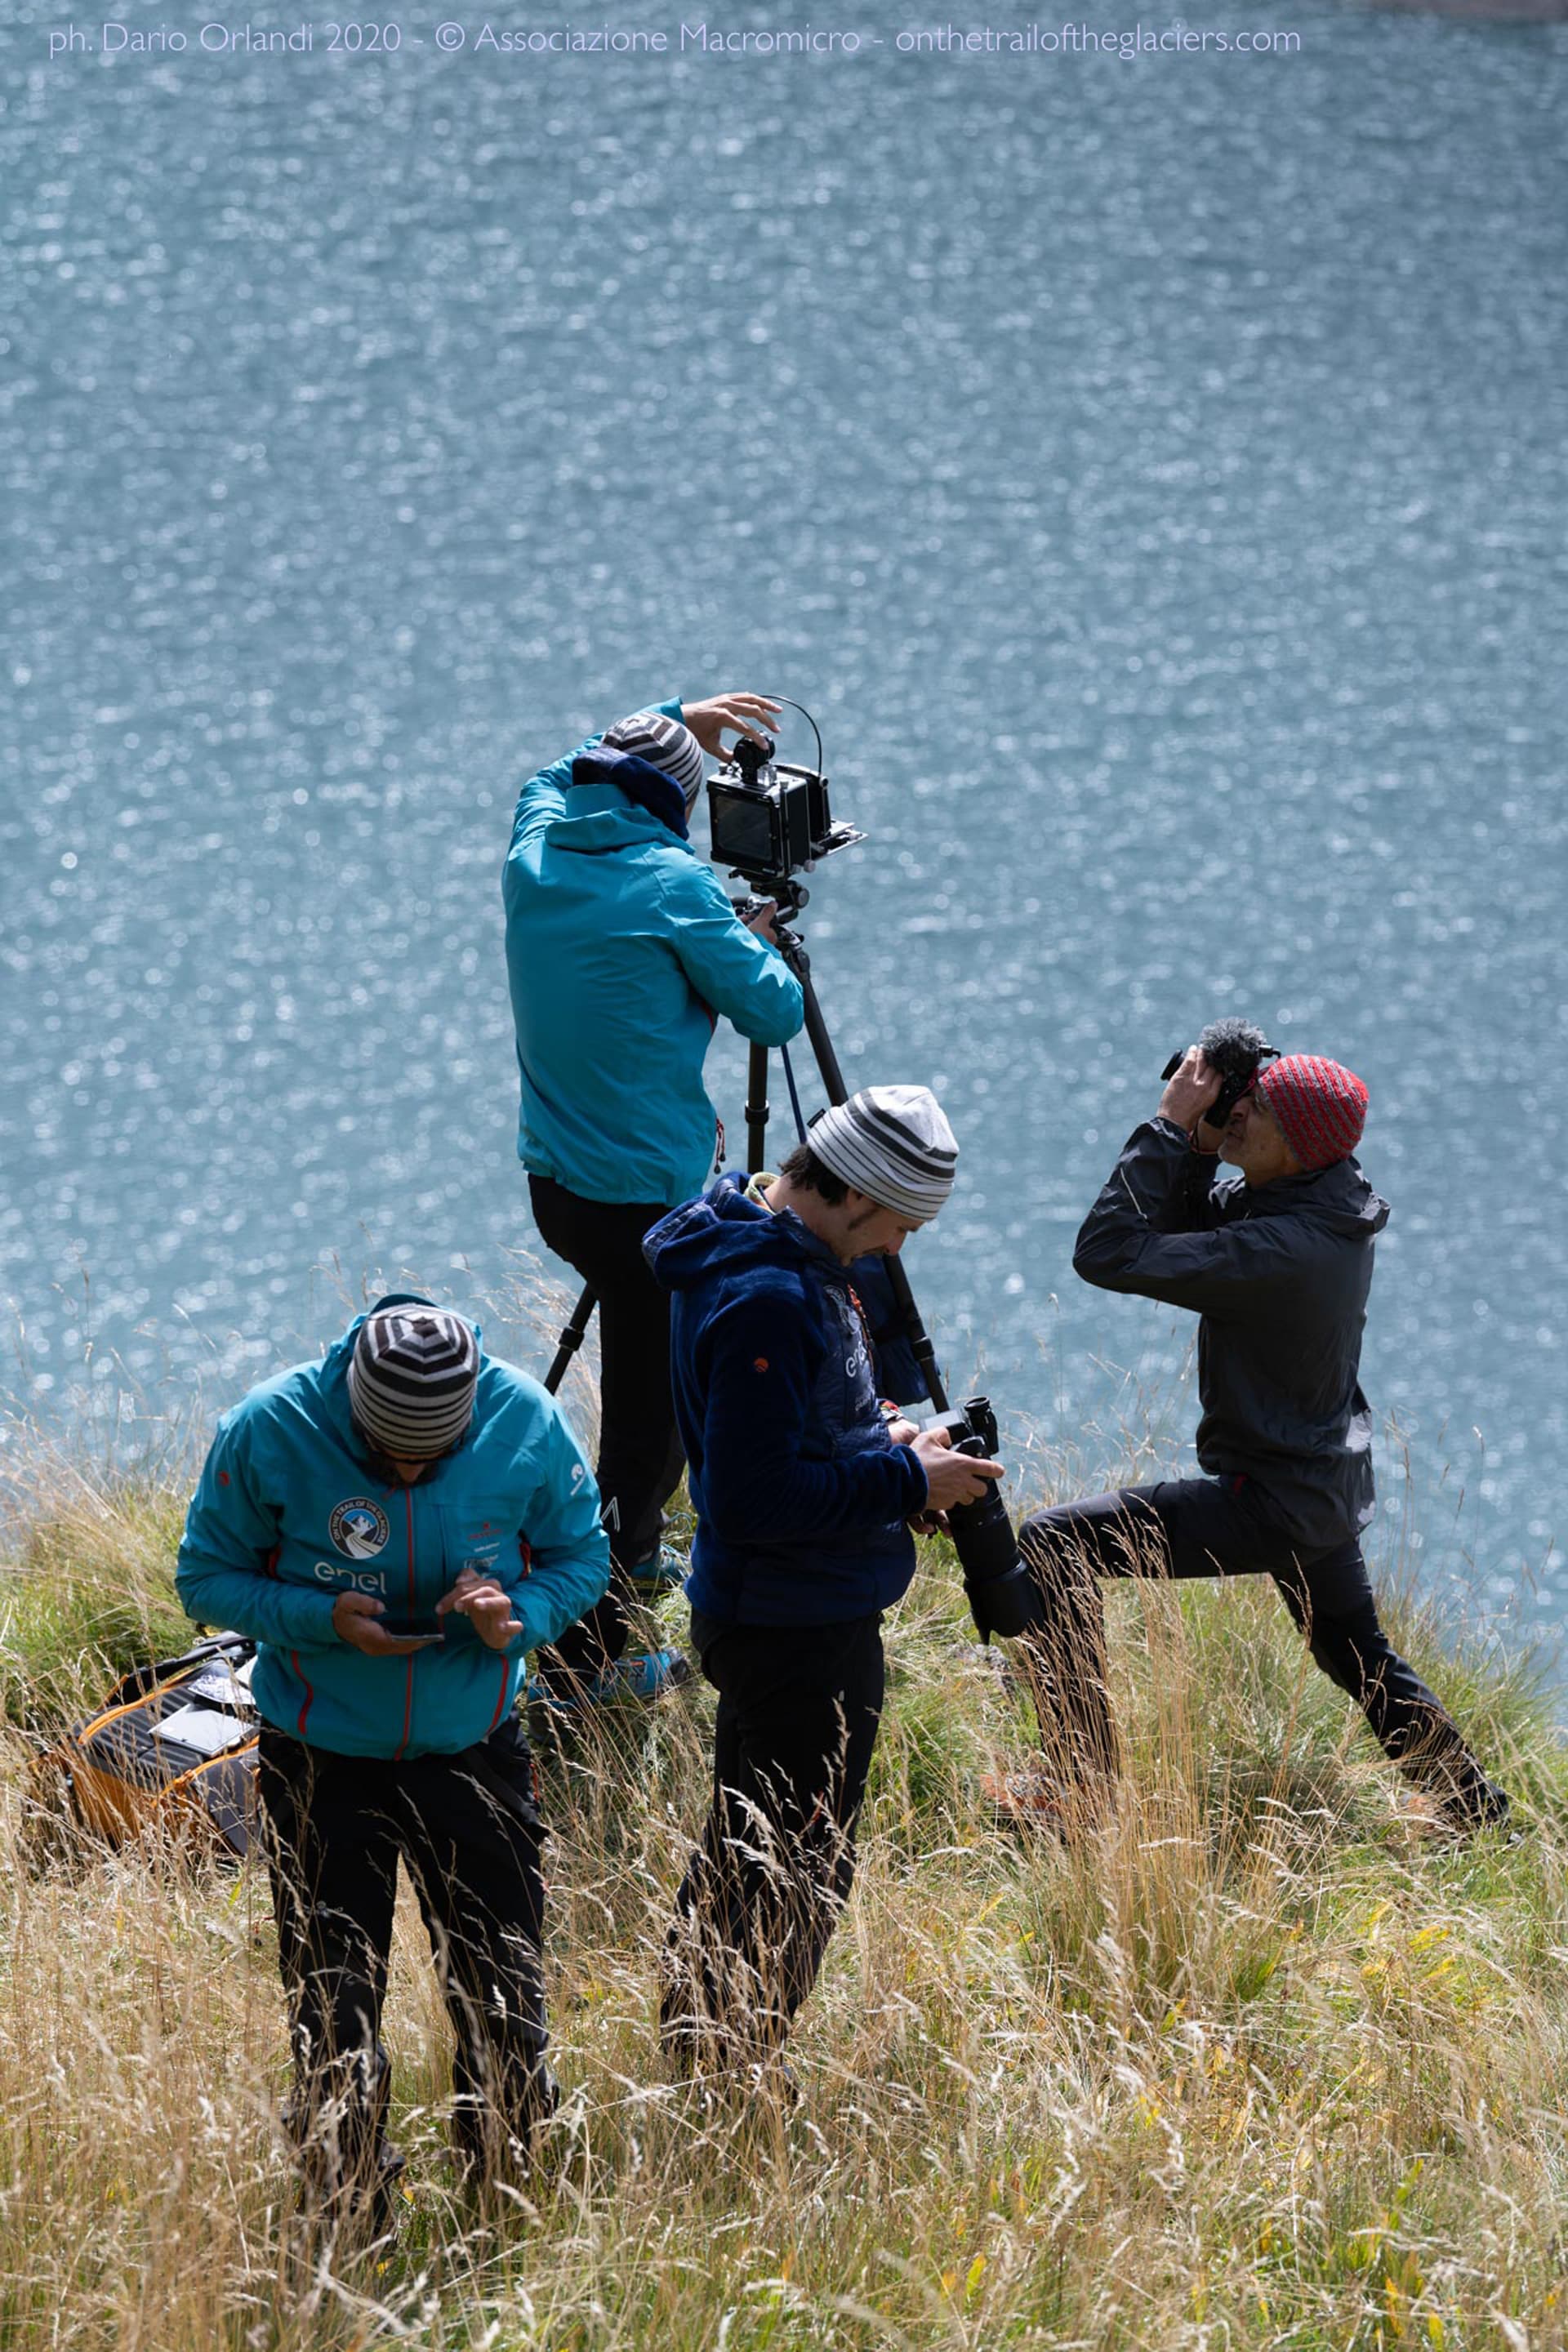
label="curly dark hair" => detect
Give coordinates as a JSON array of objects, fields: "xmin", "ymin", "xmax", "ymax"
[{"xmin": 776, "ymin": 1141, "xmax": 850, "ymax": 1205}]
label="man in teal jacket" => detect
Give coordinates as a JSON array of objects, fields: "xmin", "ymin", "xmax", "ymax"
[
  {"xmin": 176, "ymin": 1295, "xmax": 610, "ymax": 2234},
  {"xmin": 504, "ymin": 690, "xmax": 804, "ymax": 1708}
]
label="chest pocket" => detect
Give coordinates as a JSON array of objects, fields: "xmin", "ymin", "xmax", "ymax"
[{"xmin": 436, "ymin": 1499, "xmax": 520, "ymax": 1585}]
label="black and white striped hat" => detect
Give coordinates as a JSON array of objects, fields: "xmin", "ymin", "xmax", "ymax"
[
  {"xmin": 809, "ymin": 1085, "xmax": 959, "ymax": 1223},
  {"xmin": 348, "ymin": 1307, "xmax": 479, "ymax": 1459},
  {"xmin": 601, "ymin": 708, "xmax": 707, "ymax": 811}
]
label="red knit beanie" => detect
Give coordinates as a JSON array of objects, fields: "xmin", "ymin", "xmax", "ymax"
[{"xmin": 1255, "ymin": 1056, "xmax": 1368, "ymax": 1171}]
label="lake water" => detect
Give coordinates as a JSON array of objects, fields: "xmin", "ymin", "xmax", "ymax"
[{"xmin": 2, "ymin": 0, "xmax": 1566, "ymax": 1645}]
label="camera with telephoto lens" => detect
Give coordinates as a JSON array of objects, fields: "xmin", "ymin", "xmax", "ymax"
[
  {"xmin": 1161, "ymin": 1017, "xmax": 1281, "ymax": 1132},
  {"xmin": 929, "ymin": 1396, "xmax": 1043, "ymax": 1643},
  {"xmin": 707, "ymin": 733, "xmax": 864, "ymax": 901}
]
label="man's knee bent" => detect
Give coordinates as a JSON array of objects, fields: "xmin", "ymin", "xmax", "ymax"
[{"xmin": 1020, "ymin": 1491, "xmax": 1160, "ymax": 1592}]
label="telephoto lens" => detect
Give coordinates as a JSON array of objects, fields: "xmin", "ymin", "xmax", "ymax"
[{"xmin": 943, "ymin": 1396, "xmax": 1044, "ymax": 1642}]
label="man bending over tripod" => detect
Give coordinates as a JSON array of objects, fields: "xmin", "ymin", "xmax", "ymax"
[
  {"xmin": 505, "ymin": 692, "xmax": 804, "ymax": 1711},
  {"xmin": 1009, "ymin": 1041, "xmax": 1511, "ymax": 1838}
]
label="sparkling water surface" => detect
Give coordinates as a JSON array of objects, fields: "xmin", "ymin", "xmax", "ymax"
[{"xmin": 2, "ymin": 2, "xmax": 1566, "ymax": 1643}]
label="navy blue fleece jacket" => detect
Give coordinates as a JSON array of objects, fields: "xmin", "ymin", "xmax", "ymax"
[{"xmin": 644, "ymin": 1175, "xmax": 929, "ymax": 1626}]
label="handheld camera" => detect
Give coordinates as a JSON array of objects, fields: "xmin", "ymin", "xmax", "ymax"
[
  {"xmin": 928, "ymin": 1396, "xmax": 1043, "ymax": 1643},
  {"xmin": 1162, "ymin": 1017, "xmax": 1280, "ymax": 1133}
]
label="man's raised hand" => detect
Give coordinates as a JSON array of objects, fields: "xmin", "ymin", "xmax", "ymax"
[
  {"xmin": 1158, "ymin": 1045, "xmax": 1223, "ymax": 1136},
  {"xmin": 683, "ymin": 693, "xmax": 783, "ymax": 758}
]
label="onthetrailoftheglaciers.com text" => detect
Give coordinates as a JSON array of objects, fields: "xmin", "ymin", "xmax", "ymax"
[
  {"xmin": 689, "ymin": 20, "xmax": 1299, "ymax": 46},
  {"xmin": 51, "ymin": 20, "xmax": 1305, "ymax": 56}
]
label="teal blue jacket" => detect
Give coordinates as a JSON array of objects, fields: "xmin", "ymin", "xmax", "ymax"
[
  {"xmin": 503, "ymin": 695, "xmax": 805, "ymax": 1207},
  {"xmin": 175, "ymin": 1296, "xmax": 610, "ymax": 1759}
]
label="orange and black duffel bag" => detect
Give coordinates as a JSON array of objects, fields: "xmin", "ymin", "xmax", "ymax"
[{"xmin": 29, "ymin": 1632, "xmax": 260, "ymax": 1861}]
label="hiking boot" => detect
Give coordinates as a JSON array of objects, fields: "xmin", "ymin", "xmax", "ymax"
[
  {"xmin": 1399, "ymin": 1780, "xmax": 1520, "ymax": 1846},
  {"xmin": 527, "ymin": 1649, "xmax": 693, "ymax": 1714},
  {"xmin": 613, "ymin": 1648, "xmax": 694, "ymax": 1702},
  {"xmin": 630, "ymin": 1544, "xmax": 689, "ymax": 1597},
  {"xmin": 660, "ymin": 2029, "xmax": 799, "ymax": 2113},
  {"xmin": 290, "ymin": 2139, "xmax": 406, "ymax": 2269},
  {"xmin": 448, "ymin": 2067, "xmax": 560, "ymax": 2195},
  {"xmin": 526, "ymin": 1664, "xmax": 617, "ymax": 1715},
  {"xmin": 979, "ymin": 1768, "xmax": 1103, "ymax": 1838}
]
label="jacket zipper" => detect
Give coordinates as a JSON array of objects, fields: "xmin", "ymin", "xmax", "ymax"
[{"xmin": 394, "ymin": 1486, "xmax": 416, "ymax": 1760}]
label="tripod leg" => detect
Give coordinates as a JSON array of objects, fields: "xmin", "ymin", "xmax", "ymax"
[
  {"xmin": 544, "ymin": 1285, "xmax": 597, "ymax": 1396},
  {"xmin": 788, "ymin": 956, "xmax": 951, "ymax": 1415},
  {"xmin": 795, "ymin": 968, "xmax": 850, "ymax": 1105},
  {"xmin": 746, "ymin": 1043, "xmax": 771, "ymax": 1174}
]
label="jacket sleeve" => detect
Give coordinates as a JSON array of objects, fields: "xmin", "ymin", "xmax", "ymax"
[
  {"xmin": 507, "ymin": 694, "xmax": 685, "ymax": 859},
  {"xmin": 1147, "ymin": 1137, "xmax": 1238, "ymax": 1234},
  {"xmin": 696, "ymin": 1285, "xmax": 929, "ymax": 1544},
  {"xmin": 175, "ymin": 1408, "xmax": 341, "ymax": 1649},
  {"xmin": 1072, "ymin": 1120, "xmax": 1322, "ymax": 1319},
  {"xmin": 508, "ymin": 1401, "xmax": 612, "ymax": 1656},
  {"xmin": 662, "ymin": 861, "xmax": 806, "ymax": 1045}
]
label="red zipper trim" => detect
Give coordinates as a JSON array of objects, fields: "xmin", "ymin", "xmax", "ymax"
[
  {"xmin": 486, "ymin": 1659, "xmax": 511, "ymax": 1736},
  {"xmin": 394, "ymin": 1487, "xmax": 416, "ymax": 1761},
  {"xmin": 291, "ymin": 1652, "xmax": 314, "ymax": 1739}
]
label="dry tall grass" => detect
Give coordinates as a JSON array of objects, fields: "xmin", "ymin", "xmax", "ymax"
[{"xmin": 1, "ymin": 1411, "xmax": 1564, "ymax": 2351}]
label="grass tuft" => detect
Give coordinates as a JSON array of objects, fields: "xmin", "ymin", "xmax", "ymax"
[{"xmin": 0, "ymin": 1395, "xmax": 1565, "ymax": 2350}]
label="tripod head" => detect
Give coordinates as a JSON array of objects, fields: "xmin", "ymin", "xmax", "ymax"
[{"xmin": 733, "ymin": 881, "xmax": 812, "ymax": 932}]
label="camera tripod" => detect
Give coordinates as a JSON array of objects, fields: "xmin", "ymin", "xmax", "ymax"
[
  {"xmin": 739, "ymin": 912, "xmax": 960, "ymax": 1414},
  {"xmin": 543, "ymin": 897, "xmax": 955, "ymax": 1419},
  {"xmin": 541, "ymin": 891, "xmax": 1040, "ymax": 1639}
]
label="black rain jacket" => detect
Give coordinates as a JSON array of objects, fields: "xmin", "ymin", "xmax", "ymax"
[{"xmin": 1073, "ymin": 1117, "xmax": 1392, "ymax": 1554}]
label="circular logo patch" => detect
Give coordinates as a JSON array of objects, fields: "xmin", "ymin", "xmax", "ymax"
[{"xmin": 329, "ymin": 1498, "xmax": 390, "ymax": 1560}]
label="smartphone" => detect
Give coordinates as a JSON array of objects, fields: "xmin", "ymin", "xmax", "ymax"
[{"xmin": 381, "ymin": 1615, "xmax": 446, "ymax": 1642}]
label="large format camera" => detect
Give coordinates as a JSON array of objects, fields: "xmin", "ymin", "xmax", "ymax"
[{"xmin": 706, "ymin": 733, "xmax": 864, "ymax": 902}]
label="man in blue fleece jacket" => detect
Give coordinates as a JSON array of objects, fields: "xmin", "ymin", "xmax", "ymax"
[
  {"xmin": 644, "ymin": 1085, "xmax": 1003, "ymax": 2074},
  {"xmin": 505, "ymin": 691, "xmax": 804, "ymax": 1708},
  {"xmin": 176, "ymin": 1296, "xmax": 609, "ymax": 2232}
]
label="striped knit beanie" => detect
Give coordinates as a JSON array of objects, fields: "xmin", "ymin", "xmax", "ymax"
[
  {"xmin": 348, "ymin": 1307, "xmax": 479, "ymax": 1459},
  {"xmin": 808, "ymin": 1085, "xmax": 958, "ymax": 1222},
  {"xmin": 1256, "ymin": 1056, "xmax": 1368, "ymax": 1172},
  {"xmin": 601, "ymin": 709, "xmax": 707, "ymax": 813}
]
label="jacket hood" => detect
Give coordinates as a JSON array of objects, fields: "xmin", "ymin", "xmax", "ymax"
[
  {"xmin": 1243, "ymin": 1154, "xmax": 1390, "ymax": 1240},
  {"xmin": 644, "ymin": 1174, "xmax": 831, "ymax": 1294},
  {"xmin": 567, "ymin": 746, "xmax": 690, "ymax": 840},
  {"xmin": 542, "ymin": 776, "xmax": 696, "ymax": 858}
]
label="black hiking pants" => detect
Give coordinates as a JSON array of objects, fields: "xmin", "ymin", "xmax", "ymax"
[
  {"xmin": 529, "ymin": 1175, "xmax": 688, "ymax": 1685},
  {"xmin": 1018, "ymin": 1477, "xmax": 1505, "ymax": 1824},
  {"xmin": 257, "ymin": 1716, "xmax": 553, "ymax": 2215},
  {"xmin": 662, "ymin": 1610, "xmax": 885, "ymax": 2068}
]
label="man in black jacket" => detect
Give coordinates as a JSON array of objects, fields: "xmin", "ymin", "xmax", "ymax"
[{"xmin": 1011, "ymin": 1040, "xmax": 1510, "ymax": 1836}]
